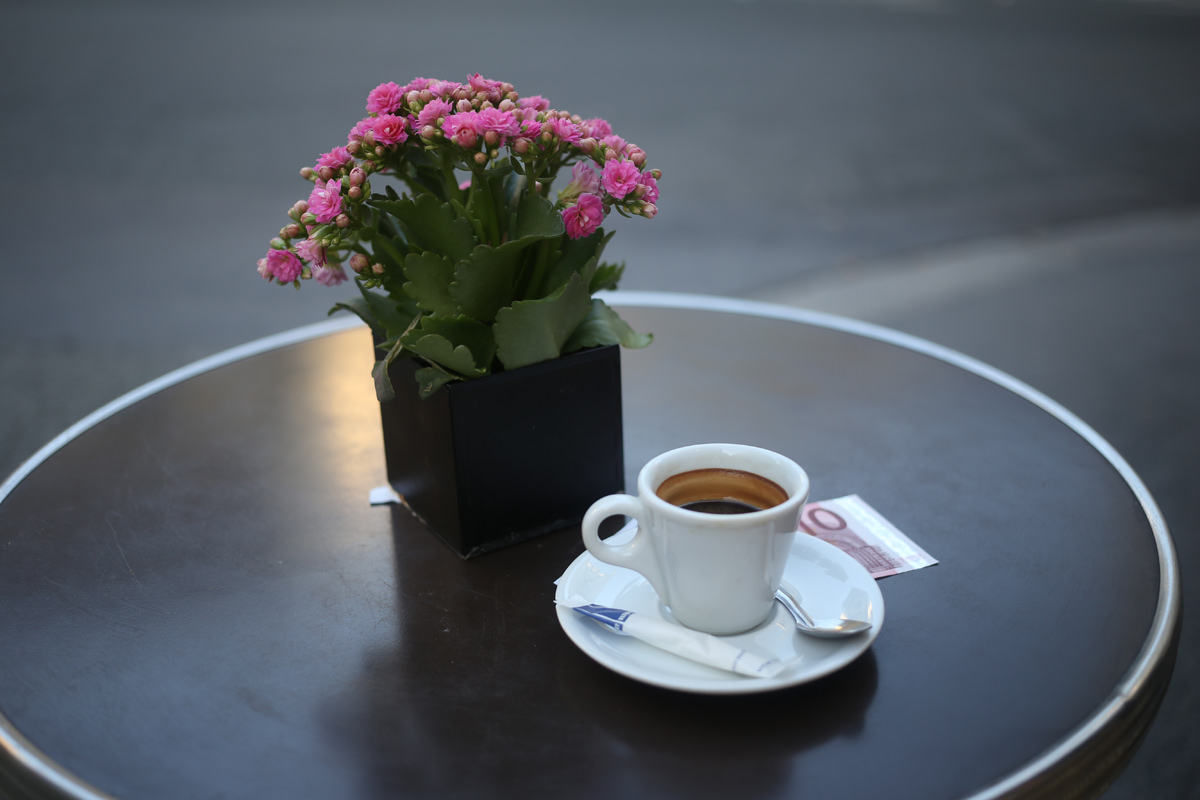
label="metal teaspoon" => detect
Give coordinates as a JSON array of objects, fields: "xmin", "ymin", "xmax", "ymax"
[{"xmin": 774, "ymin": 583, "xmax": 873, "ymax": 638}]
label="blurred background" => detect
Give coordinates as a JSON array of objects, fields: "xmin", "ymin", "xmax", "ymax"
[{"xmin": 2, "ymin": 0, "xmax": 1197, "ymax": 796}]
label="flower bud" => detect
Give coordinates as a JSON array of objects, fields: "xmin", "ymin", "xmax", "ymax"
[
  {"xmin": 457, "ymin": 99, "xmax": 473, "ymax": 113},
  {"xmin": 604, "ymin": 148, "xmax": 618, "ymax": 161},
  {"xmin": 474, "ymin": 151, "xmax": 487, "ymax": 164},
  {"xmin": 349, "ymin": 254, "xmax": 369, "ymax": 272},
  {"xmin": 650, "ymin": 169, "xmax": 662, "ymax": 180},
  {"xmin": 318, "ymin": 166, "xmax": 334, "ymax": 182},
  {"xmin": 348, "ymin": 167, "xmax": 366, "ymax": 186},
  {"xmin": 301, "ymin": 212, "xmax": 317, "ymax": 226},
  {"xmin": 289, "ymin": 200, "xmax": 309, "ymax": 220},
  {"xmin": 579, "ymin": 138, "xmax": 597, "ymax": 154},
  {"xmin": 421, "ymin": 124, "xmax": 438, "ymax": 139},
  {"xmin": 347, "ymin": 141, "xmax": 361, "ymax": 155},
  {"xmin": 375, "ymin": 146, "xmax": 386, "ymax": 157},
  {"xmin": 406, "ymin": 90, "xmax": 421, "ymax": 104},
  {"xmin": 642, "ymin": 203, "xmax": 658, "ymax": 219},
  {"xmin": 336, "ymin": 214, "xmax": 350, "ymax": 228},
  {"xmin": 270, "ymin": 237, "xmax": 285, "ymax": 249},
  {"xmin": 420, "ymin": 89, "xmax": 433, "ymax": 103},
  {"xmin": 372, "ymin": 262, "xmax": 385, "ymax": 275},
  {"xmin": 348, "ymin": 185, "xmax": 362, "ymax": 200},
  {"xmin": 498, "ymin": 98, "xmax": 516, "ymax": 112},
  {"xmin": 283, "ymin": 223, "xmax": 303, "ymax": 238},
  {"xmin": 630, "ymin": 149, "xmax": 646, "ymax": 167},
  {"xmin": 300, "ymin": 167, "xmax": 314, "ymax": 180},
  {"xmin": 484, "ymin": 130, "xmax": 500, "ymax": 146},
  {"xmin": 513, "ymin": 138, "xmax": 530, "ymax": 154},
  {"xmin": 634, "ymin": 184, "xmax": 648, "ymax": 199}
]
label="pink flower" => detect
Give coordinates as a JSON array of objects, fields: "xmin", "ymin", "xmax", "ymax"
[
  {"xmin": 562, "ymin": 194, "xmax": 605, "ymax": 239},
  {"xmin": 601, "ymin": 160, "xmax": 640, "ymax": 200},
  {"xmin": 371, "ymin": 114, "xmax": 409, "ymax": 146},
  {"xmin": 569, "ymin": 161, "xmax": 600, "ymax": 194},
  {"xmin": 602, "ymin": 134, "xmax": 627, "ymax": 155},
  {"xmin": 475, "ymin": 107, "xmax": 520, "ymax": 142},
  {"xmin": 519, "ymin": 95, "xmax": 550, "ymax": 112},
  {"xmin": 367, "ymin": 82, "xmax": 405, "ymax": 115},
  {"xmin": 468, "ymin": 73, "xmax": 504, "ymax": 101},
  {"xmin": 582, "ymin": 117, "xmax": 613, "ymax": 138},
  {"xmin": 261, "ymin": 249, "xmax": 303, "ymax": 282},
  {"xmin": 403, "ymin": 77, "xmax": 433, "ymax": 94},
  {"xmin": 428, "ymin": 80, "xmax": 462, "ymax": 98},
  {"xmin": 293, "ymin": 237, "xmax": 326, "ymax": 266},
  {"xmin": 637, "ymin": 170, "xmax": 659, "ymax": 204},
  {"xmin": 442, "ymin": 111, "xmax": 480, "ymax": 147},
  {"xmin": 348, "ymin": 117, "xmax": 374, "ymax": 143},
  {"xmin": 315, "ymin": 146, "xmax": 352, "ymax": 171},
  {"xmin": 549, "ymin": 117, "xmax": 581, "ymax": 144},
  {"xmin": 519, "ymin": 119, "xmax": 543, "ymax": 139},
  {"xmin": 307, "ymin": 179, "xmax": 343, "ymax": 223},
  {"xmin": 315, "ymin": 264, "xmax": 348, "ymax": 287},
  {"xmin": 416, "ymin": 98, "xmax": 453, "ymax": 130}
]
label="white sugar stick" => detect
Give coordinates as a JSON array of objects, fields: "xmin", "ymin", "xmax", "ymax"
[{"xmin": 559, "ymin": 600, "xmax": 788, "ymax": 679}]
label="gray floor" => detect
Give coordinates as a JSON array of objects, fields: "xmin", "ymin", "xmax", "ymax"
[{"xmin": 2, "ymin": 1, "xmax": 1197, "ymax": 797}]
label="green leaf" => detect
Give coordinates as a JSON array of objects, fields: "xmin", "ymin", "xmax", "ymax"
[
  {"xmin": 401, "ymin": 315, "xmax": 496, "ymax": 378},
  {"xmin": 449, "ymin": 246, "xmax": 519, "ymax": 323},
  {"xmin": 563, "ymin": 299, "xmax": 653, "ymax": 353},
  {"xmin": 590, "ymin": 260, "xmax": 625, "ymax": 293},
  {"xmin": 405, "ymin": 333, "xmax": 486, "ymax": 379},
  {"xmin": 370, "ymin": 233, "xmax": 409, "ymax": 272},
  {"xmin": 371, "ymin": 336, "xmax": 408, "ymax": 402},
  {"xmin": 539, "ymin": 229, "xmax": 612, "ymax": 297},
  {"xmin": 511, "ymin": 191, "xmax": 565, "ymax": 240},
  {"xmin": 414, "ymin": 364, "xmax": 459, "ymax": 399},
  {"xmin": 401, "ymin": 251, "xmax": 458, "ymax": 315},
  {"xmin": 328, "ymin": 282, "xmax": 417, "ymax": 338},
  {"xmin": 493, "ymin": 272, "xmax": 593, "ymax": 370},
  {"xmin": 371, "ymin": 193, "xmax": 477, "ymax": 262}
]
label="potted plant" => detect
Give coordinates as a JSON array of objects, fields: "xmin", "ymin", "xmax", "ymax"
[{"xmin": 256, "ymin": 74, "xmax": 660, "ymax": 557}]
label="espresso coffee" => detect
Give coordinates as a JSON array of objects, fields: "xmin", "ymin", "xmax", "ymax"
[{"xmin": 655, "ymin": 468, "xmax": 788, "ymax": 514}]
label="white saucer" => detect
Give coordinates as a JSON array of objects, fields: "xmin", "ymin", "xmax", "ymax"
[{"xmin": 554, "ymin": 524, "xmax": 884, "ymax": 694}]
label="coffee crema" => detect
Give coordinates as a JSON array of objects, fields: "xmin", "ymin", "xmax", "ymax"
[{"xmin": 655, "ymin": 468, "xmax": 788, "ymax": 515}]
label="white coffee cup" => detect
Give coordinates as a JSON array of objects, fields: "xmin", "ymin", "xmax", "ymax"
[{"xmin": 581, "ymin": 443, "xmax": 809, "ymax": 635}]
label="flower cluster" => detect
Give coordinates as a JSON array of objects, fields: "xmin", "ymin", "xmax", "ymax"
[
  {"xmin": 257, "ymin": 74, "xmax": 660, "ymax": 287},
  {"xmin": 255, "ymin": 75, "xmax": 659, "ymax": 398}
]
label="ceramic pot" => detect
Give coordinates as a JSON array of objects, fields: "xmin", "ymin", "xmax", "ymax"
[{"xmin": 378, "ymin": 344, "xmax": 625, "ymax": 558}]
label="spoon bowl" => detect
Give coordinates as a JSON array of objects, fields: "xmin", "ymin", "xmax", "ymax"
[{"xmin": 775, "ymin": 584, "xmax": 872, "ymax": 638}]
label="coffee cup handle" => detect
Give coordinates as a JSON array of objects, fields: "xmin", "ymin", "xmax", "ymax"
[{"xmin": 581, "ymin": 494, "xmax": 667, "ymax": 597}]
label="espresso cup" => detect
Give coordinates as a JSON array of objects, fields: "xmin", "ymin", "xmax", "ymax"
[{"xmin": 581, "ymin": 443, "xmax": 809, "ymax": 635}]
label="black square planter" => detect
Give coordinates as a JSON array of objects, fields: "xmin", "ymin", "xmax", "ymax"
[{"xmin": 379, "ymin": 344, "xmax": 625, "ymax": 558}]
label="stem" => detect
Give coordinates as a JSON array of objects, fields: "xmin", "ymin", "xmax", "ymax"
[
  {"xmin": 522, "ymin": 238, "xmax": 554, "ymax": 300},
  {"xmin": 468, "ymin": 160, "xmax": 500, "ymax": 245}
]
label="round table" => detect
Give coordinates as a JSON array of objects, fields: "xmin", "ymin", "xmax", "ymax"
[{"xmin": 0, "ymin": 293, "xmax": 1179, "ymax": 800}]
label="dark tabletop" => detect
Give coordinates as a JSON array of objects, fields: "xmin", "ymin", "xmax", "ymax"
[{"xmin": 0, "ymin": 295, "xmax": 1179, "ymax": 800}]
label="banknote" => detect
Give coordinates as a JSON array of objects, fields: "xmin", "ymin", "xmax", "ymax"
[{"xmin": 798, "ymin": 495, "xmax": 937, "ymax": 578}]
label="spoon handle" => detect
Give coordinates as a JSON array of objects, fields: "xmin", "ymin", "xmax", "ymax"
[{"xmin": 774, "ymin": 586, "xmax": 817, "ymax": 628}]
